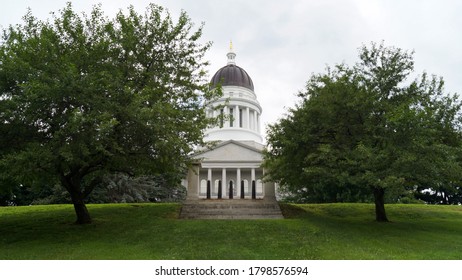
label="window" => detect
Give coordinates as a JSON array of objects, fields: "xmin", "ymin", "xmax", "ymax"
[
  {"xmin": 257, "ymin": 179, "xmax": 264, "ymax": 197},
  {"xmin": 200, "ymin": 179, "xmax": 207, "ymax": 196}
]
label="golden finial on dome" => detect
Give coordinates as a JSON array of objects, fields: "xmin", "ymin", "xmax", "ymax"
[{"xmin": 230, "ymin": 40, "xmax": 233, "ymax": 52}]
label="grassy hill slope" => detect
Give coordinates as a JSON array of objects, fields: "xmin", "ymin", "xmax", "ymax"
[{"xmin": 1, "ymin": 203, "xmax": 461, "ymax": 259}]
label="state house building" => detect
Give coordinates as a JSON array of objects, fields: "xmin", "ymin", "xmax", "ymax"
[{"xmin": 183, "ymin": 45, "xmax": 279, "ymax": 206}]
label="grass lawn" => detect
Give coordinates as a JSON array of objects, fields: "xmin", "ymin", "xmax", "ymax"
[{"xmin": 1, "ymin": 202, "xmax": 461, "ymax": 259}]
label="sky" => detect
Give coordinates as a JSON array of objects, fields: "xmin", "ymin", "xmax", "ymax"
[{"xmin": 1, "ymin": 0, "xmax": 461, "ymax": 141}]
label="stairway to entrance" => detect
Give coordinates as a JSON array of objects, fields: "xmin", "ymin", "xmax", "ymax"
[{"xmin": 179, "ymin": 198, "xmax": 283, "ymax": 219}]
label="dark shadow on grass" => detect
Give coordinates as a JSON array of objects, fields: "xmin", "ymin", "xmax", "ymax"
[
  {"xmin": 279, "ymin": 203, "xmax": 309, "ymax": 218},
  {"xmin": 280, "ymin": 203, "xmax": 462, "ymax": 244}
]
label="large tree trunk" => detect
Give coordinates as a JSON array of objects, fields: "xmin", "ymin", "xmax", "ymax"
[
  {"xmin": 373, "ymin": 187, "xmax": 389, "ymax": 222},
  {"xmin": 70, "ymin": 193, "xmax": 92, "ymax": 224},
  {"xmin": 61, "ymin": 174, "xmax": 92, "ymax": 224}
]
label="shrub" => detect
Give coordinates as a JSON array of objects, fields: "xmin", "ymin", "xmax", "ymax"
[{"xmin": 87, "ymin": 174, "xmax": 186, "ymax": 203}]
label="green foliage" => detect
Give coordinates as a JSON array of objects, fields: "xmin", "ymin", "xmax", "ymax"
[
  {"xmin": 0, "ymin": 3, "xmax": 218, "ymax": 223},
  {"xmin": 88, "ymin": 173, "xmax": 186, "ymax": 203},
  {"xmin": 264, "ymin": 42, "xmax": 462, "ymax": 220},
  {"xmin": 2, "ymin": 174, "xmax": 186, "ymax": 205},
  {"xmin": 1, "ymin": 203, "xmax": 462, "ymax": 259}
]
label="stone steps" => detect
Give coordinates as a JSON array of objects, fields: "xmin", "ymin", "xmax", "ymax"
[{"xmin": 180, "ymin": 199, "xmax": 284, "ymax": 219}]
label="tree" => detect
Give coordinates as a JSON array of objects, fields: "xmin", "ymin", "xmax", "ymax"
[
  {"xmin": 0, "ymin": 3, "xmax": 219, "ymax": 224},
  {"xmin": 87, "ymin": 173, "xmax": 186, "ymax": 204},
  {"xmin": 264, "ymin": 42, "xmax": 462, "ymax": 222}
]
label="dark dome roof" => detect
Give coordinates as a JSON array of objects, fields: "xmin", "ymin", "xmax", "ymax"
[{"xmin": 210, "ymin": 64, "xmax": 254, "ymax": 91}]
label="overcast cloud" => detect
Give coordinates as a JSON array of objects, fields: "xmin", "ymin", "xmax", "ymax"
[{"xmin": 2, "ymin": 0, "xmax": 461, "ymax": 141}]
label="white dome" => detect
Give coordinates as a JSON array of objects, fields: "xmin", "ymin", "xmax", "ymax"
[{"xmin": 204, "ymin": 49, "xmax": 263, "ymax": 143}]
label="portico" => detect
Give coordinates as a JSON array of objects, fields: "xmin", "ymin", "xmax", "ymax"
[
  {"xmin": 185, "ymin": 140, "xmax": 277, "ymax": 201},
  {"xmin": 198, "ymin": 166, "xmax": 263, "ymax": 199}
]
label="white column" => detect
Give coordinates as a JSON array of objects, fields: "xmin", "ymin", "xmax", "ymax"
[
  {"xmin": 257, "ymin": 113, "xmax": 261, "ymax": 133},
  {"xmin": 222, "ymin": 168, "xmax": 227, "ymax": 198},
  {"xmin": 236, "ymin": 168, "xmax": 241, "ymax": 198},
  {"xmin": 253, "ymin": 111, "xmax": 258, "ymax": 132},
  {"xmin": 251, "ymin": 168, "xmax": 255, "ymax": 182},
  {"xmin": 246, "ymin": 107, "xmax": 250, "ymax": 129},
  {"xmin": 235, "ymin": 105, "xmax": 240, "ymax": 128},
  {"xmin": 207, "ymin": 168, "xmax": 212, "ymax": 182},
  {"xmin": 249, "ymin": 110, "xmax": 253, "ymax": 131}
]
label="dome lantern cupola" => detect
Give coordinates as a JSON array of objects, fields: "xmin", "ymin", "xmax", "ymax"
[{"xmin": 227, "ymin": 41, "xmax": 236, "ymax": 65}]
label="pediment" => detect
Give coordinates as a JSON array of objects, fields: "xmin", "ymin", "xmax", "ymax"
[{"xmin": 193, "ymin": 140, "xmax": 263, "ymax": 162}]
